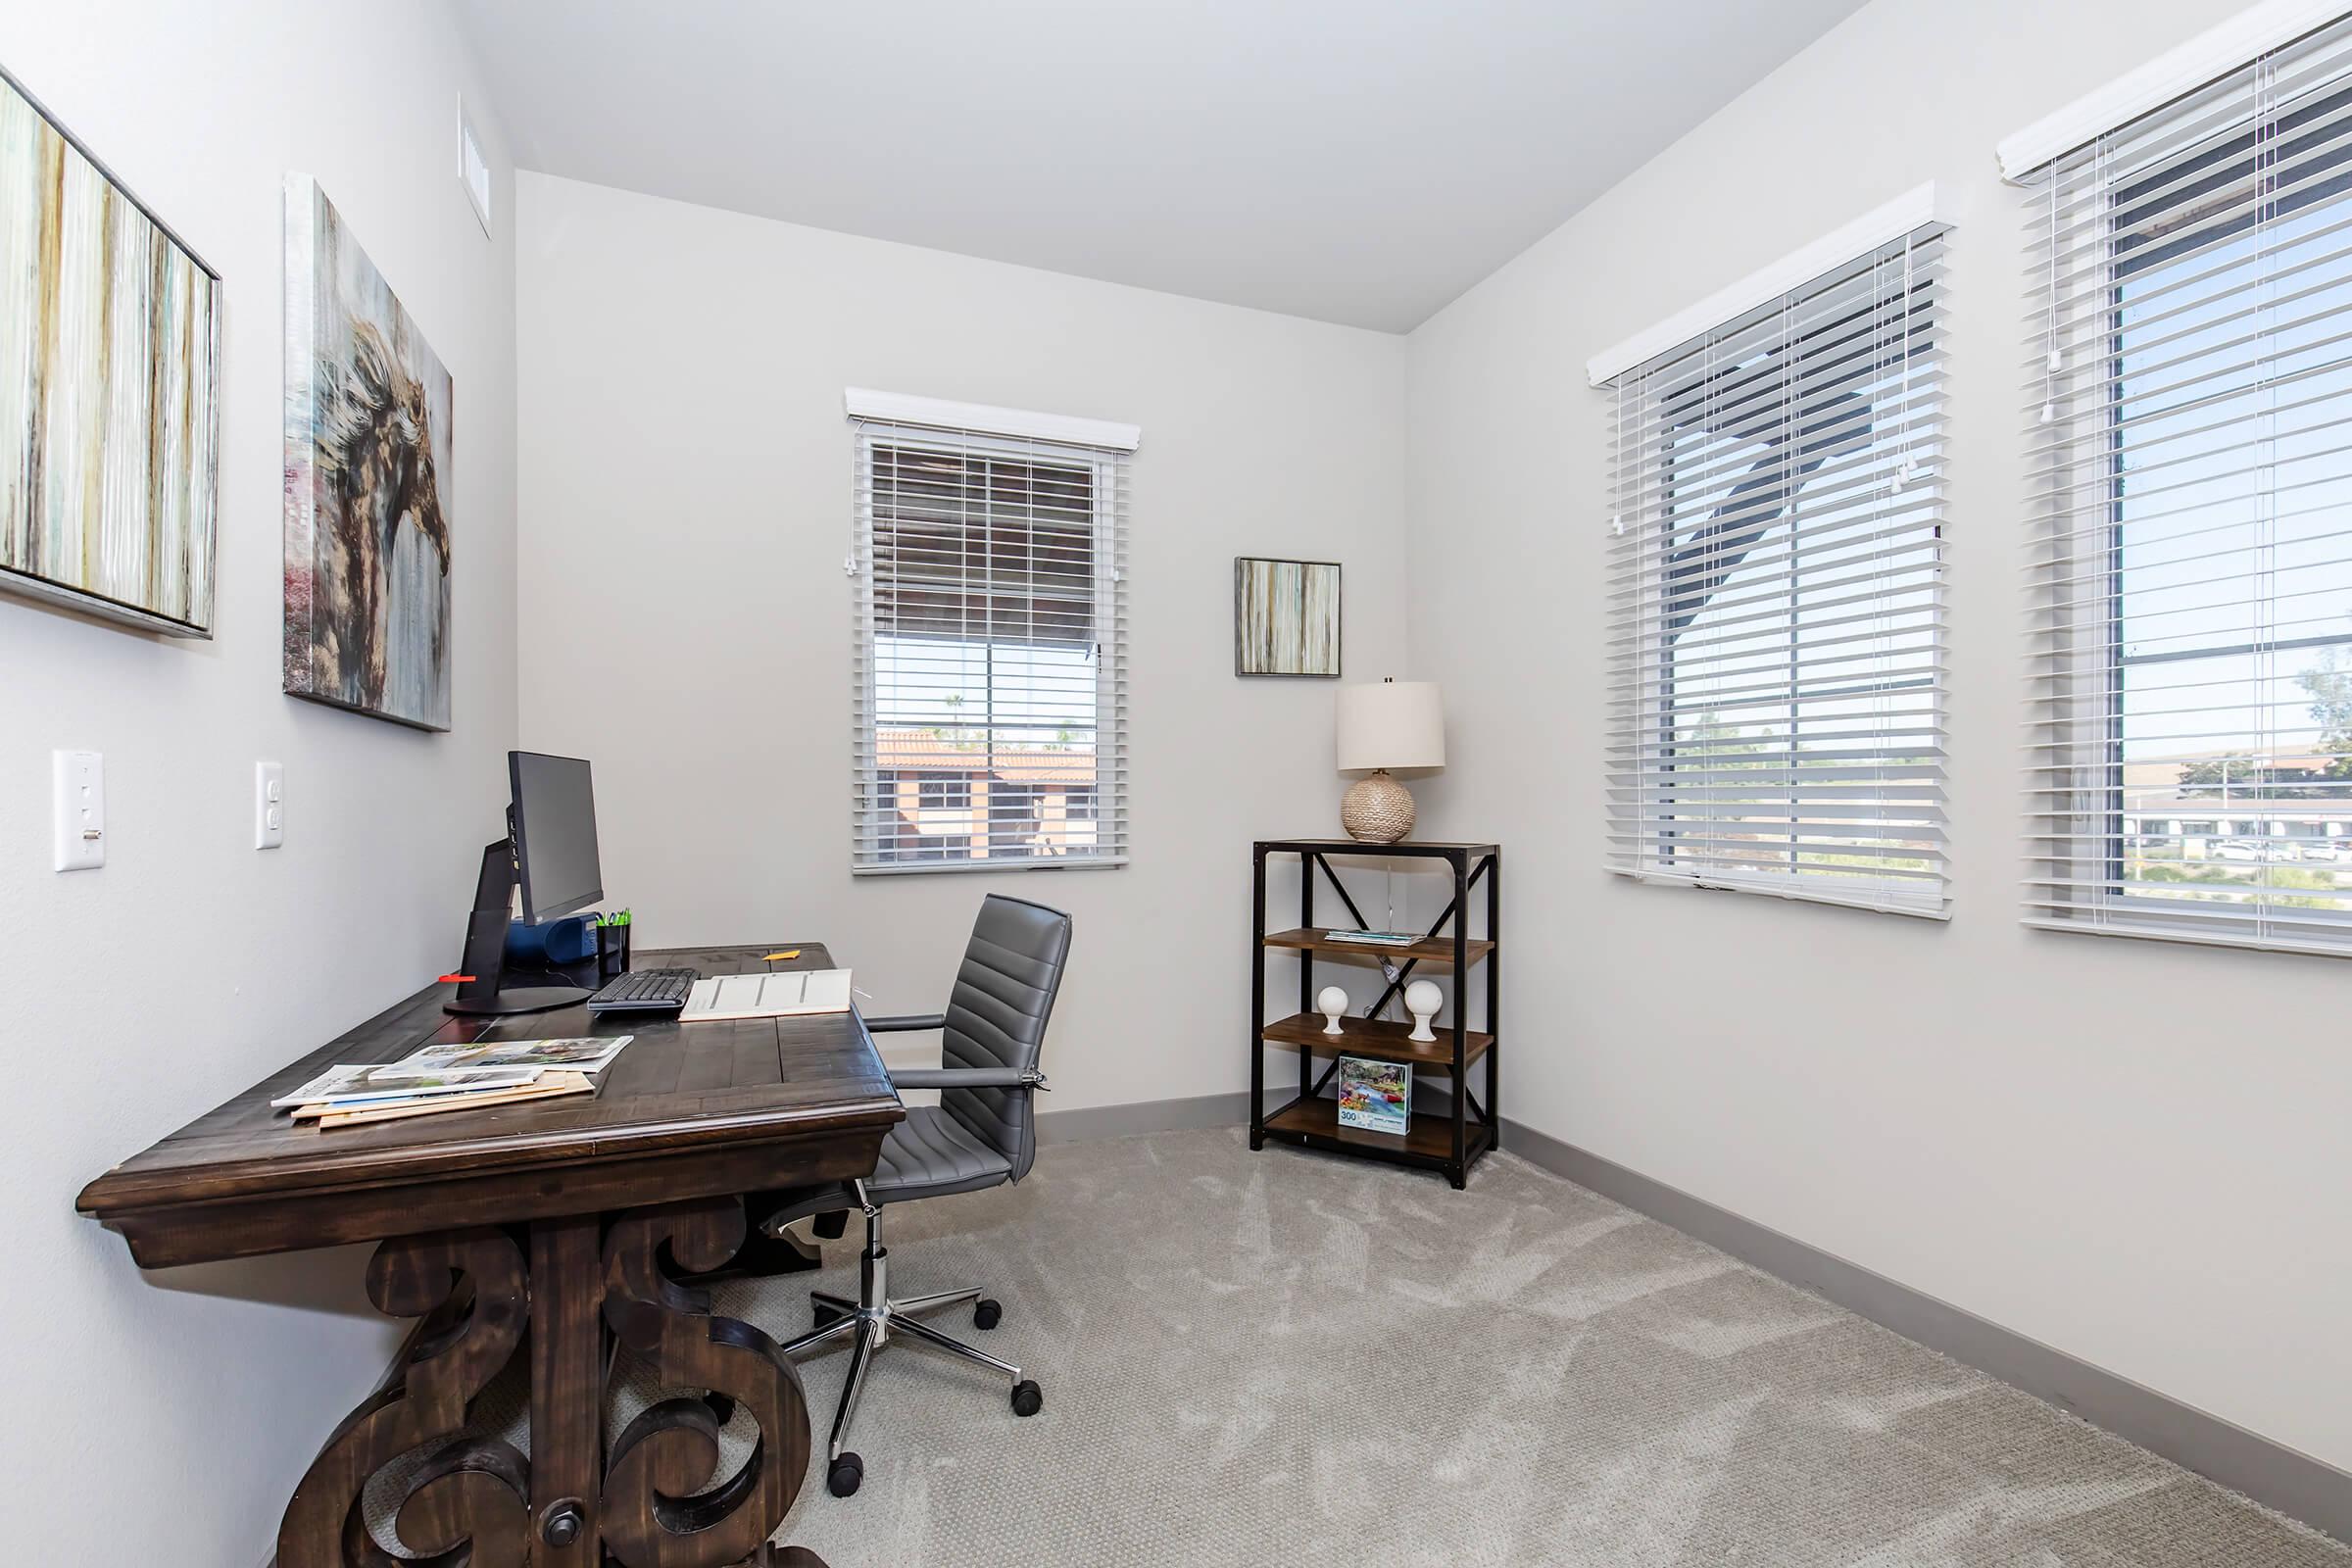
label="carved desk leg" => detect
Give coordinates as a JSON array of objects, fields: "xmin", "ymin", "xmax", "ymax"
[
  {"xmin": 278, "ymin": 1229, "xmax": 532, "ymax": 1568},
  {"xmin": 602, "ymin": 1195, "xmax": 830, "ymax": 1568},
  {"xmin": 530, "ymin": 1213, "xmax": 605, "ymax": 1567}
]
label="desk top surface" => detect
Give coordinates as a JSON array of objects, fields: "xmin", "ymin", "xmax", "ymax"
[{"xmin": 77, "ymin": 943, "xmax": 903, "ymax": 1221}]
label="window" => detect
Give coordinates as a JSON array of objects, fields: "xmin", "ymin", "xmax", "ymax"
[
  {"xmin": 915, "ymin": 772, "xmax": 973, "ymax": 810},
  {"xmin": 2020, "ymin": 14, "xmax": 2352, "ymax": 955},
  {"xmin": 459, "ymin": 98, "xmax": 492, "ymax": 238},
  {"xmin": 849, "ymin": 390, "xmax": 1133, "ymax": 872},
  {"xmin": 1596, "ymin": 196, "xmax": 1951, "ymax": 916}
]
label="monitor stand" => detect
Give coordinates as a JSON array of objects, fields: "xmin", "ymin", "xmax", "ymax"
[{"xmin": 444, "ymin": 838, "xmax": 595, "ymax": 1017}]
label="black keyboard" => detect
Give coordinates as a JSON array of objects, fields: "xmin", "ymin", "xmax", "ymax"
[{"xmin": 587, "ymin": 967, "xmax": 697, "ymax": 1014}]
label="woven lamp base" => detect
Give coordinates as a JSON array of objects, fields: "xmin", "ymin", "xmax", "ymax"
[{"xmin": 1341, "ymin": 770, "xmax": 1416, "ymax": 844}]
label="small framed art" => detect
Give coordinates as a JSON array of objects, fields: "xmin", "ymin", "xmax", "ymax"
[{"xmin": 1234, "ymin": 557, "xmax": 1341, "ymax": 677}]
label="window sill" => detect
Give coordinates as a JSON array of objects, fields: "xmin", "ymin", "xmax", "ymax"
[
  {"xmin": 1610, "ymin": 864, "xmax": 1951, "ymax": 920},
  {"xmin": 853, "ymin": 855, "xmax": 1128, "ymax": 877}
]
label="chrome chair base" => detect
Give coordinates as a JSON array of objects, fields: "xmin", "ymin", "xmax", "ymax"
[{"xmin": 773, "ymin": 1181, "xmax": 1041, "ymax": 1494}]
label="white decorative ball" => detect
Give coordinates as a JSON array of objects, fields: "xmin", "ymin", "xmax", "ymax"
[
  {"xmin": 1317, "ymin": 985, "xmax": 1349, "ymax": 1034},
  {"xmin": 1404, "ymin": 979, "xmax": 1443, "ymax": 1042}
]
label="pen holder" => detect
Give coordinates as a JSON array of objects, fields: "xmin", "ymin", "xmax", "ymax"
[{"xmin": 596, "ymin": 919, "xmax": 630, "ymax": 982}]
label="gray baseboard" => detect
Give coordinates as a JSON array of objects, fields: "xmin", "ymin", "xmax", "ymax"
[
  {"xmin": 1030, "ymin": 1093, "xmax": 2350, "ymax": 1545},
  {"xmin": 1036, "ymin": 1090, "xmax": 1252, "ymax": 1145}
]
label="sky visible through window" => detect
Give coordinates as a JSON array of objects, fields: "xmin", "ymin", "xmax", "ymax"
[{"xmin": 2111, "ymin": 134, "xmax": 2352, "ymax": 911}]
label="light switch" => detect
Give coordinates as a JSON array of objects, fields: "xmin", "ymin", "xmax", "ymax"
[
  {"xmin": 53, "ymin": 750, "xmax": 104, "ymax": 871},
  {"xmin": 255, "ymin": 760, "xmax": 285, "ymax": 850}
]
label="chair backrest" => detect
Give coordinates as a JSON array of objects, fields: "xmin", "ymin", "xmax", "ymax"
[{"xmin": 936, "ymin": 894, "xmax": 1071, "ymax": 1183}]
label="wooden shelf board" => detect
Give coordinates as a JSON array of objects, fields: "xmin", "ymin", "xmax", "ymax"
[
  {"xmin": 1260, "ymin": 928, "xmax": 1495, "ymax": 964},
  {"xmin": 1260, "ymin": 1013, "xmax": 1493, "ymax": 1068},
  {"xmin": 1261, "ymin": 1096, "xmax": 1490, "ymax": 1163}
]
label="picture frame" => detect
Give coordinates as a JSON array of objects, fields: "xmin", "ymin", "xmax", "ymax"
[
  {"xmin": 282, "ymin": 173, "xmax": 455, "ymax": 731},
  {"xmin": 0, "ymin": 60, "xmax": 221, "ymax": 637},
  {"xmin": 1233, "ymin": 556, "xmax": 1342, "ymax": 677}
]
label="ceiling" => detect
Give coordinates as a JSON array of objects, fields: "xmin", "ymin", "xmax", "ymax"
[{"xmin": 456, "ymin": 0, "xmax": 1865, "ymax": 333}]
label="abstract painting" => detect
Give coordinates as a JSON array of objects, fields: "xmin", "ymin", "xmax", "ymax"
[
  {"xmin": 1234, "ymin": 557, "xmax": 1341, "ymax": 677},
  {"xmin": 0, "ymin": 64, "xmax": 220, "ymax": 636},
  {"xmin": 283, "ymin": 173, "xmax": 453, "ymax": 730}
]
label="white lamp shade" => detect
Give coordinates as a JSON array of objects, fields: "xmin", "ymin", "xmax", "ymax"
[{"xmin": 1336, "ymin": 680, "xmax": 1445, "ymax": 773}]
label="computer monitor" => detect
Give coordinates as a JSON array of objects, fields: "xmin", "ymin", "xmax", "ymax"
[
  {"xmin": 511, "ymin": 750, "xmax": 604, "ymax": 922},
  {"xmin": 444, "ymin": 751, "xmax": 607, "ymax": 1016}
]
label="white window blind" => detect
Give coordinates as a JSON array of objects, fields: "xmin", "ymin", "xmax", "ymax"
[
  {"xmin": 2018, "ymin": 12, "xmax": 2352, "ymax": 956},
  {"xmin": 1604, "ymin": 219, "xmax": 1951, "ymax": 916},
  {"xmin": 850, "ymin": 397, "xmax": 1131, "ymax": 874}
]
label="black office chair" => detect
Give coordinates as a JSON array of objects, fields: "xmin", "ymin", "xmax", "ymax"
[{"xmin": 763, "ymin": 893, "xmax": 1071, "ymax": 1498}]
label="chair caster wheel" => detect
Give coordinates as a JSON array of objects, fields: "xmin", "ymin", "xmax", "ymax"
[
  {"xmin": 827, "ymin": 1452, "xmax": 863, "ymax": 1497},
  {"xmin": 1011, "ymin": 1379, "xmax": 1043, "ymax": 1417},
  {"xmin": 974, "ymin": 1298, "xmax": 1002, "ymax": 1330}
]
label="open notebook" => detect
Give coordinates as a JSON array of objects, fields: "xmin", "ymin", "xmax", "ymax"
[{"xmin": 680, "ymin": 968, "xmax": 854, "ymax": 1022}]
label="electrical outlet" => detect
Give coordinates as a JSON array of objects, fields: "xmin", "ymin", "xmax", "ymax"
[
  {"xmin": 53, "ymin": 750, "xmax": 104, "ymax": 871},
  {"xmin": 255, "ymin": 760, "xmax": 285, "ymax": 850}
]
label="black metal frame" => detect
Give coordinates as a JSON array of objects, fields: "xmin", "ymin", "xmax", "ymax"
[{"xmin": 1249, "ymin": 839, "xmax": 1499, "ymax": 1189}]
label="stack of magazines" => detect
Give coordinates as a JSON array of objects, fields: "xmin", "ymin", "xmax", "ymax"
[
  {"xmin": 272, "ymin": 1036, "xmax": 635, "ymax": 1129},
  {"xmin": 1325, "ymin": 928, "xmax": 1418, "ymax": 947}
]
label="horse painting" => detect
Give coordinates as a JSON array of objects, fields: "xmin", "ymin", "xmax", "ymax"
[{"xmin": 283, "ymin": 175, "xmax": 454, "ymax": 730}]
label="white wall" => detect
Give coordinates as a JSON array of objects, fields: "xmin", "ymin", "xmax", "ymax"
[
  {"xmin": 1406, "ymin": 0, "xmax": 2352, "ymax": 1473},
  {"xmin": 514, "ymin": 173, "xmax": 1409, "ymax": 1108},
  {"xmin": 0, "ymin": 1, "xmax": 517, "ymax": 1557}
]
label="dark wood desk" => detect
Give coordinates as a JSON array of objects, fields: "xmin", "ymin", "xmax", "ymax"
[{"xmin": 78, "ymin": 943, "xmax": 902, "ymax": 1568}]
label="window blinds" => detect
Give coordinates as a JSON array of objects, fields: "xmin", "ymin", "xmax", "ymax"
[
  {"xmin": 1604, "ymin": 220, "xmax": 1951, "ymax": 916},
  {"xmin": 2019, "ymin": 12, "xmax": 2352, "ymax": 956},
  {"xmin": 850, "ymin": 401, "xmax": 1131, "ymax": 874}
]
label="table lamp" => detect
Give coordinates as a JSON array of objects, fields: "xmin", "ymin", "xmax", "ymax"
[{"xmin": 1336, "ymin": 678, "xmax": 1445, "ymax": 843}]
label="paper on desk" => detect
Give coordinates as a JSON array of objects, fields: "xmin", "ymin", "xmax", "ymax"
[{"xmin": 369, "ymin": 1035, "xmax": 635, "ymax": 1081}]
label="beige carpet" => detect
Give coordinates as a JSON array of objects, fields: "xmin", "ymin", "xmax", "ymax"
[
  {"xmin": 425, "ymin": 1126, "xmax": 2345, "ymax": 1565},
  {"xmin": 698, "ymin": 1127, "xmax": 2347, "ymax": 1567}
]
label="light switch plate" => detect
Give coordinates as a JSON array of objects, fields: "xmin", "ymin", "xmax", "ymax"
[
  {"xmin": 255, "ymin": 760, "xmax": 285, "ymax": 850},
  {"xmin": 53, "ymin": 750, "xmax": 104, "ymax": 871}
]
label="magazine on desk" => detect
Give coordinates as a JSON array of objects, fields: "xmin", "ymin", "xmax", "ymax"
[
  {"xmin": 308, "ymin": 1071, "xmax": 597, "ymax": 1127},
  {"xmin": 271, "ymin": 1062, "xmax": 541, "ymax": 1109},
  {"xmin": 270, "ymin": 1037, "xmax": 637, "ymax": 1128},
  {"xmin": 369, "ymin": 1035, "xmax": 635, "ymax": 1080}
]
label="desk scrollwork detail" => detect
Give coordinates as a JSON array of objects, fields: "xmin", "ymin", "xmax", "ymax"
[
  {"xmin": 278, "ymin": 1228, "xmax": 532, "ymax": 1568},
  {"xmin": 602, "ymin": 1195, "xmax": 828, "ymax": 1568}
]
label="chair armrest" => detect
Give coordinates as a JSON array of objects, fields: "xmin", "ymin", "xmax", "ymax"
[
  {"xmin": 863, "ymin": 1012, "xmax": 947, "ymax": 1034},
  {"xmin": 889, "ymin": 1066, "xmax": 1046, "ymax": 1090}
]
